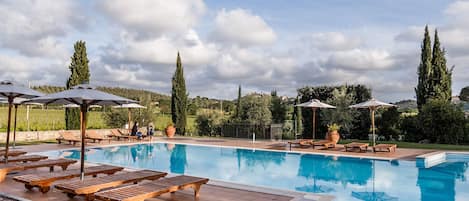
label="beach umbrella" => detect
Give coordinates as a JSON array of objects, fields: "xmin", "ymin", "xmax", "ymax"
[
  {"xmin": 351, "ymin": 161, "xmax": 398, "ymax": 201},
  {"xmin": 0, "ymin": 98, "xmax": 42, "ymax": 149},
  {"xmin": 0, "ymin": 81, "xmax": 43, "ymax": 162},
  {"xmin": 112, "ymin": 103, "xmax": 146, "ymax": 132},
  {"xmin": 349, "ymin": 98, "xmax": 396, "ymax": 146},
  {"xmin": 296, "ymin": 99, "xmax": 336, "ymax": 139},
  {"xmin": 63, "ymin": 104, "xmax": 102, "ymax": 108},
  {"xmin": 26, "ymin": 84, "xmax": 136, "ymax": 180}
]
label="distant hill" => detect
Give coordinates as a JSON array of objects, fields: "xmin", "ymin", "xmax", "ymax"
[{"xmin": 394, "ymin": 99, "xmax": 417, "ymax": 111}]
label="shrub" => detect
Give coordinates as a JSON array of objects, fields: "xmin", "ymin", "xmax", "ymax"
[
  {"xmin": 195, "ymin": 111, "xmax": 223, "ymax": 136},
  {"xmin": 377, "ymin": 107, "xmax": 401, "ymax": 140},
  {"xmin": 419, "ymin": 100, "xmax": 466, "ymax": 144},
  {"xmin": 400, "ymin": 115, "xmax": 421, "ymax": 142}
]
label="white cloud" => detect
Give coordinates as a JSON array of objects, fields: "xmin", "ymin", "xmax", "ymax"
[
  {"xmin": 99, "ymin": 0, "xmax": 206, "ymax": 38},
  {"xmin": 212, "ymin": 9, "xmax": 277, "ymax": 46},
  {"xmin": 324, "ymin": 49, "xmax": 395, "ymax": 71},
  {"xmin": 308, "ymin": 32, "xmax": 361, "ymax": 51}
]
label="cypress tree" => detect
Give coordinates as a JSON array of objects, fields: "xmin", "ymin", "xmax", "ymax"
[
  {"xmin": 294, "ymin": 96, "xmax": 302, "ymax": 137},
  {"xmin": 171, "ymin": 52, "xmax": 188, "ymax": 135},
  {"xmin": 65, "ymin": 41, "xmax": 90, "ymax": 130},
  {"xmin": 431, "ymin": 30, "xmax": 453, "ymax": 102},
  {"xmin": 415, "ymin": 25, "xmax": 433, "ymax": 111},
  {"xmin": 235, "ymin": 85, "xmax": 242, "ymax": 119}
]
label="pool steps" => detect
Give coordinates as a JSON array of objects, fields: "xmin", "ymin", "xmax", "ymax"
[{"xmin": 416, "ymin": 152, "xmax": 469, "ymax": 168}]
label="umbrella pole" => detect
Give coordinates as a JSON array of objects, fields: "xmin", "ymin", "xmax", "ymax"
[
  {"xmin": 371, "ymin": 108, "xmax": 376, "ymax": 147},
  {"xmin": 13, "ymin": 105, "xmax": 18, "ymax": 149},
  {"xmin": 312, "ymin": 108, "xmax": 317, "ymax": 140},
  {"xmin": 4, "ymin": 98, "xmax": 13, "ymax": 162},
  {"xmin": 80, "ymin": 105, "xmax": 87, "ymax": 181}
]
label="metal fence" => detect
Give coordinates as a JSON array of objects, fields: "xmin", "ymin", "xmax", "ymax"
[{"xmin": 221, "ymin": 123, "xmax": 283, "ymax": 140}]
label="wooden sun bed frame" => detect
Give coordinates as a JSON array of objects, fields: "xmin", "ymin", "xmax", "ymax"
[
  {"xmin": 0, "ymin": 158, "xmax": 77, "ymax": 182},
  {"xmin": 55, "ymin": 170, "xmax": 167, "ymax": 201},
  {"xmin": 0, "ymin": 155, "xmax": 48, "ymax": 163},
  {"xmin": 94, "ymin": 175, "xmax": 209, "ymax": 201},
  {"xmin": 373, "ymin": 144, "xmax": 397, "ymax": 152},
  {"xmin": 56, "ymin": 131, "xmax": 81, "ymax": 145},
  {"xmin": 287, "ymin": 139, "xmax": 313, "ymax": 150},
  {"xmin": 86, "ymin": 130, "xmax": 110, "ymax": 143},
  {"xmin": 0, "ymin": 150, "xmax": 27, "ymax": 157},
  {"xmin": 312, "ymin": 140, "xmax": 336, "ymax": 149},
  {"xmin": 108, "ymin": 129, "xmax": 138, "ymax": 141},
  {"xmin": 14, "ymin": 165, "xmax": 124, "ymax": 193},
  {"xmin": 344, "ymin": 142, "xmax": 369, "ymax": 152}
]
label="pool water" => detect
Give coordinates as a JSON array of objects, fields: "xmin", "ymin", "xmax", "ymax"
[{"xmin": 42, "ymin": 143, "xmax": 469, "ymax": 201}]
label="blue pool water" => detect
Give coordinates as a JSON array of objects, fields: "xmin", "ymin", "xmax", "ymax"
[{"xmin": 42, "ymin": 143, "xmax": 469, "ymax": 201}]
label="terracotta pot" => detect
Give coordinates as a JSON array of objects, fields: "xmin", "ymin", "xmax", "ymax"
[
  {"xmin": 165, "ymin": 125, "xmax": 176, "ymax": 138},
  {"xmin": 329, "ymin": 130, "xmax": 340, "ymax": 143}
]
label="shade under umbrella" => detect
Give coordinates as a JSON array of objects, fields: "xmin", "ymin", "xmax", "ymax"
[
  {"xmin": 349, "ymin": 98, "xmax": 396, "ymax": 146},
  {"xmin": 26, "ymin": 84, "xmax": 136, "ymax": 180},
  {"xmin": 0, "ymin": 81, "xmax": 43, "ymax": 162},
  {"xmin": 295, "ymin": 99, "xmax": 336, "ymax": 139},
  {"xmin": 112, "ymin": 103, "xmax": 146, "ymax": 132}
]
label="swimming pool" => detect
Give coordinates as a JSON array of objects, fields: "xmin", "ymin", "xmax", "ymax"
[{"xmin": 41, "ymin": 143, "xmax": 469, "ymax": 201}]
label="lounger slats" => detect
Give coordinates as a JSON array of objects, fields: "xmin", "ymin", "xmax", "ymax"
[
  {"xmin": 0, "ymin": 150, "xmax": 27, "ymax": 157},
  {"xmin": 0, "ymin": 158, "xmax": 77, "ymax": 182},
  {"xmin": 0, "ymin": 155, "xmax": 48, "ymax": 163}
]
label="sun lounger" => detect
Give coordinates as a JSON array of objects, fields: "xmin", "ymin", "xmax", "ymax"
[
  {"xmin": 0, "ymin": 158, "xmax": 77, "ymax": 182},
  {"xmin": 0, "ymin": 155, "xmax": 48, "ymax": 163},
  {"xmin": 55, "ymin": 170, "xmax": 167, "ymax": 200},
  {"xmin": 94, "ymin": 175, "xmax": 209, "ymax": 201},
  {"xmin": 86, "ymin": 130, "xmax": 110, "ymax": 143},
  {"xmin": 373, "ymin": 144, "xmax": 397, "ymax": 152},
  {"xmin": 0, "ymin": 150, "xmax": 27, "ymax": 157},
  {"xmin": 108, "ymin": 129, "xmax": 136, "ymax": 141},
  {"xmin": 312, "ymin": 140, "xmax": 336, "ymax": 149},
  {"xmin": 56, "ymin": 131, "xmax": 81, "ymax": 145},
  {"xmin": 344, "ymin": 142, "xmax": 369, "ymax": 152},
  {"xmin": 287, "ymin": 139, "xmax": 313, "ymax": 150},
  {"xmin": 14, "ymin": 165, "xmax": 124, "ymax": 193}
]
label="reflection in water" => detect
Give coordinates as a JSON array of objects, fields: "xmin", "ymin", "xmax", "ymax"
[
  {"xmin": 170, "ymin": 144, "xmax": 187, "ymax": 174},
  {"xmin": 417, "ymin": 161, "xmax": 468, "ymax": 201},
  {"xmin": 236, "ymin": 149, "xmax": 286, "ymax": 170}
]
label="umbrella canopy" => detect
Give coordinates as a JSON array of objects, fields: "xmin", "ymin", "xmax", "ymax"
[
  {"xmin": 63, "ymin": 104, "xmax": 102, "ymax": 108},
  {"xmin": 0, "ymin": 81, "xmax": 43, "ymax": 161},
  {"xmin": 295, "ymin": 99, "xmax": 336, "ymax": 139},
  {"xmin": 112, "ymin": 103, "xmax": 146, "ymax": 132},
  {"xmin": 26, "ymin": 84, "xmax": 136, "ymax": 180},
  {"xmin": 349, "ymin": 98, "xmax": 396, "ymax": 146}
]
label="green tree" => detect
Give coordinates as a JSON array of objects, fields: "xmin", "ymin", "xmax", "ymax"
[
  {"xmin": 65, "ymin": 40, "xmax": 90, "ymax": 130},
  {"xmin": 235, "ymin": 85, "xmax": 242, "ymax": 119},
  {"xmin": 431, "ymin": 30, "xmax": 453, "ymax": 102},
  {"xmin": 239, "ymin": 93, "xmax": 272, "ymax": 125},
  {"xmin": 321, "ymin": 87, "xmax": 358, "ymax": 135},
  {"xmin": 171, "ymin": 52, "xmax": 188, "ymax": 135},
  {"xmin": 294, "ymin": 96, "xmax": 303, "ymax": 136},
  {"xmin": 270, "ymin": 90, "xmax": 287, "ymax": 123},
  {"xmin": 460, "ymin": 86, "xmax": 469, "ymax": 101},
  {"xmin": 377, "ymin": 107, "xmax": 401, "ymax": 140},
  {"xmin": 420, "ymin": 100, "xmax": 465, "ymax": 144},
  {"xmin": 415, "ymin": 25, "xmax": 433, "ymax": 110}
]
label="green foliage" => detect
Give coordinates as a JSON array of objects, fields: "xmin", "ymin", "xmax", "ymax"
[
  {"xmin": 321, "ymin": 87, "xmax": 358, "ymax": 134},
  {"xmin": 460, "ymin": 86, "xmax": 469, "ymax": 102},
  {"xmin": 236, "ymin": 93, "xmax": 272, "ymax": 125},
  {"xmin": 297, "ymin": 85, "xmax": 371, "ymax": 139},
  {"xmin": 419, "ymin": 100, "xmax": 465, "ymax": 144},
  {"xmin": 327, "ymin": 123, "xmax": 341, "ymax": 132},
  {"xmin": 65, "ymin": 41, "xmax": 90, "ymax": 130},
  {"xmin": 235, "ymin": 85, "xmax": 242, "ymax": 119},
  {"xmin": 171, "ymin": 52, "xmax": 188, "ymax": 135},
  {"xmin": 377, "ymin": 107, "xmax": 401, "ymax": 140},
  {"xmin": 415, "ymin": 25, "xmax": 433, "ymax": 110},
  {"xmin": 102, "ymin": 109, "xmax": 128, "ymax": 128},
  {"xmin": 293, "ymin": 96, "xmax": 302, "ymax": 135},
  {"xmin": 195, "ymin": 111, "xmax": 224, "ymax": 136},
  {"xmin": 270, "ymin": 90, "xmax": 287, "ymax": 123}
]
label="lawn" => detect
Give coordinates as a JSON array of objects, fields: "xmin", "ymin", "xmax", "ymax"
[{"xmin": 339, "ymin": 139, "xmax": 469, "ymax": 151}]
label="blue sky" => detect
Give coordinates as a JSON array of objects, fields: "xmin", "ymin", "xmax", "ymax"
[{"xmin": 0, "ymin": 0, "xmax": 468, "ymax": 102}]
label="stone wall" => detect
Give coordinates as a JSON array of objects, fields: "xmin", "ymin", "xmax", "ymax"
[{"xmin": 0, "ymin": 129, "xmax": 114, "ymax": 142}]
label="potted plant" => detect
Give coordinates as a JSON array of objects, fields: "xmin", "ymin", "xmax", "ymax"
[
  {"xmin": 327, "ymin": 123, "xmax": 341, "ymax": 143},
  {"xmin": 165, "ymin": 122, "xmax": 176, "ymax": 138}
]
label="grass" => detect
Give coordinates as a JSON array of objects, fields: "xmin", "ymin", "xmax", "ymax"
[
  {"xmin": 339, "ymin": 139, "xmax": 469, "ymax": 151},
  {"xmin": 0, "ymin": 139, "xmax": 57, "ymax": 147}
]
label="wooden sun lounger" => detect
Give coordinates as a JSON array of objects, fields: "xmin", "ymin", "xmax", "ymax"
[
  {"xmin": 55, "ymin": 170, "xmax": 167, "ymax": 200},
  {"xmin": 287, "ymin": 139, "xmax": 313, "ymax": 150},
  {"xmin": 14, "ymin": 165, "xmax": 124, "ymax": 193},
  {"xmin": 312, "ymin": 140, "xmax": 336, "ymax": 149},
  {"xmin": 1, "ymin": 155, "xmax": 48, "ymax": 163},
  {"xmin": 0, "ymin": 150, "xmax": 27, "ymax": 157},
  {"xmin": 108, "ymin": 129, "xmax": 136, "ymax": 141},
  {"xmin": 373, "ymin": 144, "xmax": 397, "ymax": 152},
  {"xmin": 86, "ymin": 130, "xmax": 110, "ymax": 143},
  {"xmin": 56, "ymin": 131, "xmax": 81, "ymax": 145},
  {"xmin": 94, "ymin": 175, "xmax": 209, "ymax": 201},
  {"xmin": 0, "ymin": 158, "xmax": 77, "ymax": 182},
  {"xmin": 344, "ymin": 142, "xmax": 369, "ymax": 152}
]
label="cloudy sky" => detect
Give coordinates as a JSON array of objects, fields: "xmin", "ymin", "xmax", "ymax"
[{"xmin": 0, "ymin": 0, "xmax": 468, "ymax": 102}]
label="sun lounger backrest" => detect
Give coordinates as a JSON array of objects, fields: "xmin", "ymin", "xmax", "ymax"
[
  {"xmin": 87, "ymin": 130, "xmax": 104, "ymax": 139},
  {"xmin": 60, "ymin": 131, "xmax": 79, "ymax": 140}
]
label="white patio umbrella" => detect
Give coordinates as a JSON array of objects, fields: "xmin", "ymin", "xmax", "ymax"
[
  {"xmin": 296, "ymin": 99, "xmax": 336, "ymax": 139},
  {"xmin": 26, "ymin": 84, "xmax": 136, "ymax": 180},
  {"xmin": 63, "ymin": 104, "xmax": 102, "ymax": 108},
  {"xmin": 0, "ymin": 98, "xmax": 42, "ymax": 149},
  {"xmin": 349, "ymin": 98, "xmax": 396, "ymax": 146},
  {"xmin": 112, "ymin": 103, "xmax": 146, "ymax": 132},
  {"xmin": 0, "ymin": 81, "xmax": 43, "ymax": 162}
]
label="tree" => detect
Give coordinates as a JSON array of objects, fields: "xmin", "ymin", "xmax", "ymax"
[
  {"xmin": 171, "ymin": 52, "xmax": 188, "ymax": 135},
  {"xmin": 293, "ymin": 96, "xmax": 302, "ymax": 136},
  {"xmin": 270, "ymin": 90, "xmax": 287, "ymax": 123},
  {"xmin": 460, "ymin": 86, "xmax": 469, "ymax": 101},
  {"xmin": 235, "ymin": 85, "xmax": 242, "ymax": 119},
  {"xmin": 431, "ymin": 30, "xmax": 453, "ymax": 102},
  {"xmin": 238, "ymin": 93, "xmax": 272, "ymax": 125},
  {"xmin": 420, "ymin": 100, "xmax": 465, "ymax": 144},
  {"xmin": 377, "ymin": 107, "xmax": 401, "ymax": 140},
  {"xmin": 65, "ymin": 41, "xmax": 90, "ymax": 130},
  {"xmin": 415, "ymin": 25, "xmax": 433, "ymax": 110},
  {"xmin": 321, "ymin": 86, "xmax": 358, "ymax": 135}
]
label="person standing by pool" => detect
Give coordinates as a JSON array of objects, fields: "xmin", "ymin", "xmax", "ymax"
[
  {"xmin": 147, "ymin": 122, "xmax": 155, "ymax": 141},
  {"xmin": 131, "ymin": 122, "xmax": 143, "ymax": 139}
]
